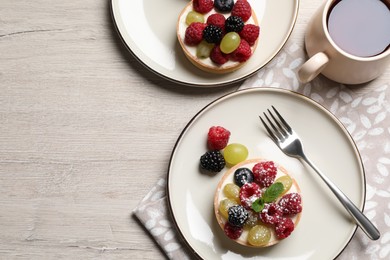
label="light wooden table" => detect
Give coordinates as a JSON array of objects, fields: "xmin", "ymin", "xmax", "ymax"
[{"xmin": 1, "ymin": 0, "xmax": 389, "ymax": 259}]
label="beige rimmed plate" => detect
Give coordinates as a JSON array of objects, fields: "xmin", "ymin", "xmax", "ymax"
[
  {"xmin": 167, "ymin": 88, "xmax": 365, "ymax": 259},
  {"xmin": 110, "ymin": 0, "xmax": 299, "ymax": 87}
]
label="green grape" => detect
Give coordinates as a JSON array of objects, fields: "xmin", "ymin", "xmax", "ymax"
[
  {"xmin": 218, "ymin": 198, "xmax": 237, "ymax": 219},
  {"xmin": 220, "ymin": 32, "xmax": 241, "ymax": 54},
  {"xmin": 244, "ymin": 210, "xmax": 259, "ymax": 228},
  {"xmin": 275, "ymin": 175, "xmax": 293, "ymax": 195},
  {"xmin": 185, "ymin": 11, "xmax": 204, "ymax": 25},
  {"xmin": 223, "ymin": 143, "xmax": 248, "ymax": 166},
  {"xmin": 223, "ymin": 183, "xmax": 240, "ymax": 202},
  {"xmin": 196, "ymin": 40, "xmax": 214, "ymax": 59},
  {"xmin": 247, "ymin": 225, "xmax": 271, "ymax": 246}
]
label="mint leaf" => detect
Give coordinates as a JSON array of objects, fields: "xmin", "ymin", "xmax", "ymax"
[
  {"xmin": 252, "ymin": 197, "xmax": 265, "ymax": 213},
  {"xmin": 263, "ymin": 182, "xmax": 284, "ymax": 203}
]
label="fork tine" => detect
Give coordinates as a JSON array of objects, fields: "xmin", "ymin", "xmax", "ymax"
[
  {"xmin": 259, "ymin": 115, "xmax": 279, "ymax": 141},
  {"xmin": 271, "ymin": 106, "xmax": 292, "ymax": 133},
  {"xmin": 263, "ymin": 112, "xmax": 283, "ymax": 140},
  {"xmin": 267, "ymin": 108, "xmax": 288, "ymax": 136}
]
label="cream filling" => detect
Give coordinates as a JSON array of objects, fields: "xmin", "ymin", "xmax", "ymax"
[
  {"xmin": 178, "ymin": 1, "xmax": 257, "ymax": 69},
  {"xmin": 215, "ymin": 159, "xmax": 300, "ymax": 246}
]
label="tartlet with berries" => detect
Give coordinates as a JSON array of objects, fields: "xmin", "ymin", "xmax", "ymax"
[
  {"xmin": 214, "ymin": 159, "xmax": 303, "ymax": 247},
  {"xmin": 177, "ymin": 0, "xmax": 260, "ymax": 73}
]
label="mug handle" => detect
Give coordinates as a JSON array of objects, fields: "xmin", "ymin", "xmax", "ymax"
[{"xmin": 298, "ymin": 52, "xmax": 329, "ymax": 83}]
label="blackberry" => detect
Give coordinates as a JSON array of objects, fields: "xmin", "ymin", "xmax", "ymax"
[
  {"xmin": 214, "ymin": 0, "xmax": 234, "ymax": 12},
  {"xmin": 225, "ymin": 16, "xmax": 245, "ymax": 32},
  {"xmin": 200, "ymin": 150, "xmax": 225, "ymax": 172},
  {"xmin": 228, "ymin": 205, "xmax": 248, "ymax": 227},
  {"xmin": 234, "ymin": 167, "xmax": 254, "ymax": 187},
  {"xmin": 203, "ymin": 25, "xmax": 223, "ymax": 44}
]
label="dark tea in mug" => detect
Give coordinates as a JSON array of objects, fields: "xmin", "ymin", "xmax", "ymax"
[{"xmin": 327, "ymin": 0, "xmax": 390, "ymax": 57}]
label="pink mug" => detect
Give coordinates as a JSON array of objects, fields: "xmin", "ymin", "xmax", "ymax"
[{"xmin": 298, "ymin": 0, "xmax": 390, "ymax": 84}]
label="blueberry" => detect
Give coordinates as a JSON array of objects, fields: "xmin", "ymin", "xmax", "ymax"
[
  {"xmin": 234, "ymin": 167, "xmax": 254, "ymax": 187},
  {"xmin": 214, "ymin": 0, "xmax": 234, "ymax": 12}
]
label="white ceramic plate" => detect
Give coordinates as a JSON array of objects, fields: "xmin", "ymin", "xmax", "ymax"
[
  {"xmin": 167, "ymin": 88, "xmax": 365, "ymax": 259},
  {"xmin": 111, "ymin": 0, "xmax": 299, "ymax": 87}
]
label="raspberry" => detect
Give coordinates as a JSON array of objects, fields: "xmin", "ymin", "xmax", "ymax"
[
  {"xmin": 207, "ymin": 13, "xmax": 226, "ymax": 30},
  {"xmin": 224, "ymin": 222, "xmax": 243, "ymax": 239},
  {"xmin": 278, "ymin": 193, "xmax": 302, "ymax": 215},
  {"xmin": 214, "ymin": 0, "xmax": 234, "ymax": 12},
  {"xmin": 252, "ymin": 161, "xmax": 277, "ymax": 188},
  {"xmin": 199, "ymin": 150, "xmax": 225, "ymax": 172},
  {"xmin": 207, "ymin": 126, "xmax": 230, "ymax": 150},
  {"xmin": 185, "ymin": 22, "xmax": 207, "ymax": 45},
  {"xmin": 225, "ymin": 16, "xmax": 245, "ymax": 32},
  {"xmin": 228, "ymin": 205, "xmax": 248, "ymax": 227},
  {"xmin": 231, "ymin": 39, "xmax": 252, "ymax": 62},
  {"xmin": 259, "ymin": 203, "xmax": 283, "ymax": 225},
  {"xmin": 239, "ymin": 24, "xmax": 260, "ymax": 46},
  {"xmin": 193, "ymin": 0, "xmax": 214, "ymax": 14},
  {"xmin": 275, "ymin": 217, "xmax": 295, "ymax": 239},
  {"xmin": 210, "ymin": 45, "xmax": 229, "ymax": 65},
  {"xmin": 239, "ymin": 182, "xmax": 261, "ymax": 209},
  {"xmin": 203, "ymin": 25, "xmax": 223, "ymax": 44},
  {"xmin": 232, "ymin": 0, "xmax": 252, "ymax": 22}
]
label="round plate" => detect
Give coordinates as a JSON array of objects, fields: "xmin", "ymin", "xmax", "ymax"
[
  {"xmin": 110, "ymin": 0, "xmax": 299, "ymax": 87},
  {"xmin": 167, "ymin": 88, "xmax": 365, "ymax": 259}
]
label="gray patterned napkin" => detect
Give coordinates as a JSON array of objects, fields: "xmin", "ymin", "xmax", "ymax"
[{"xmin": 133, "ymin": 41, "xmax": 390, "ymax": 259}]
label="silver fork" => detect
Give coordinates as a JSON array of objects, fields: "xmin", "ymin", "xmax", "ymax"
[{"xmin": 259, "ymin": 106, "xmax": 380, "ymax": 240}]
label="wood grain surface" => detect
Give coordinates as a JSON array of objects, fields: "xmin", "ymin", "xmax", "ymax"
[{"xmin": 0, "ymin": 0, "xmax": 388, "ymax": 259}]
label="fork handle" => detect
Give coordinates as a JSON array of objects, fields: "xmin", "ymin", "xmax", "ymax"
[{"xmin": 301, "ymin": 155, "xmax": 380, "ymax": 240}]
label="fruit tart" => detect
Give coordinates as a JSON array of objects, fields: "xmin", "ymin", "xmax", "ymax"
[
  {"xmin": 214, "ymin": 159, "xmax": 302, "ymax": 247},
  {"xmin": 177, "ymin": 0, "xmax": 260, "ymax": 73}
]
